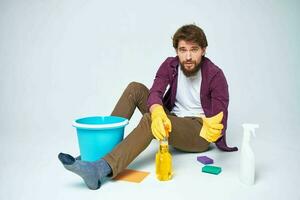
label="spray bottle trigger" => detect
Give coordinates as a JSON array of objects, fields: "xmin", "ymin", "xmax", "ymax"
[
  {"xmin": 252, "ymin": 124, "xmax": 259, "ymax": 137},
  {"xmin": 251, "ymin": 129, "xmax": 256, "ymax": 137}
]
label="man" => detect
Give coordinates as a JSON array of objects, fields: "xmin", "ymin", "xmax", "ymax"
[{"xmin": 58, "ymin": 24, "xmax": 238, "ymax": 190}]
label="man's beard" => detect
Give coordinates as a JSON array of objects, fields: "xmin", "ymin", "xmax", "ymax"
[{"xmin": 180, "ymin": 60, "xmax": 201, "ymax": 77}]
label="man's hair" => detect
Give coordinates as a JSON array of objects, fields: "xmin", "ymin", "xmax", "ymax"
[{"xmin": 172, "ymin": 24, "xmax": 208, "ymax": 49}]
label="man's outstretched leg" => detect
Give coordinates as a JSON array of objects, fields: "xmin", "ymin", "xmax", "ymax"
[
  {"xmin": 58, "ymin": 82, "xmax": 151, "ymax": 189},
  {"xmin": 103, "ymin": 113, "xmax": 154, "ymax": 177},
  {"xmin": 58, "ymin": 113, "xmax": 154, "ymax": 189}
]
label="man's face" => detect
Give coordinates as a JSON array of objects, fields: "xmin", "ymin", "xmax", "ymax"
[{"xmin": 176, "ymin": 40, "xmax": 206, "ymax": 77}]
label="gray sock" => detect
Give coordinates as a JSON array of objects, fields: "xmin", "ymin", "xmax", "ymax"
[{"xmin": 58, "ymin": 153, "xmax": 112, "ymax": 190}]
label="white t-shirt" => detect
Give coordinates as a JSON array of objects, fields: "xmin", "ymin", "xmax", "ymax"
[{"xmin": 171, "ymin": 65, "xmax": 205, "ymax": 117}]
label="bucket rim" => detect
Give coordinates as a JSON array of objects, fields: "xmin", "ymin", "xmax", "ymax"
[{"xmin": 72, "ymin": 116, "xmax": 129, "ymax": 130}]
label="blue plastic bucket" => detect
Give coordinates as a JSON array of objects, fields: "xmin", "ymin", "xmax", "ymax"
[{"xmin": 72, "ymin": 116, "xmax": 128, "ymax": 161}]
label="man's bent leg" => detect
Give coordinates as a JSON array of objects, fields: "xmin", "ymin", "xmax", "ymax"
[
  {"xmin": 103, "ymin": 113, "xmax": 154, "ymax": 178},
  {"xmin": 58, "ymin": 82, "xmax": 150, "ymax": 189},
  {"xmin": 111, "ymin": 82, "xmax": 149, "ymax": 119},
  {"xmin": 168, "ymin": 116, "xmax": 209, "ymax": 152}
]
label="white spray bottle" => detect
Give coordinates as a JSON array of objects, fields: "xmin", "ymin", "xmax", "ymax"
[{"xmin": 239, "ymin": 123, "xmax": 259, "ymax": 185}]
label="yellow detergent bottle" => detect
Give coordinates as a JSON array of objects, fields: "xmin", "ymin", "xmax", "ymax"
[{"xmin": 155, "ymin": 134, "xmax": 172, "ymax": 181}]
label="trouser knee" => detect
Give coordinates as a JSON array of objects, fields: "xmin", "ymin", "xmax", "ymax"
[
  {"xmin": 126, "ymin": 81, "xmax": 148, "ymax": 93},
  {"xmin": 138, "ymin": 113, "xmax": 154, "ymax": 138}
]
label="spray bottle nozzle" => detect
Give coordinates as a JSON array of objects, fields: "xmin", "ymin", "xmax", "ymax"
[{"xmin": 242, "ymin": 123, "xmax": 259, "ymax": 137}]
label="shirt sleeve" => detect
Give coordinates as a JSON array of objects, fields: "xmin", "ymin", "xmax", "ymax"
[
  {"xmin": 147, "ymin": 58, "xmax": 171, "ymax": 109},
  {"xmin": 210, "ymin": 69, "xmax": 229, "ymax": 133}
]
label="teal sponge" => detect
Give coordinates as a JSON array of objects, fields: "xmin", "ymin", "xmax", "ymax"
[{"xmin": 202, "ymin": 165, "xmax": 222, "ymax": 175}]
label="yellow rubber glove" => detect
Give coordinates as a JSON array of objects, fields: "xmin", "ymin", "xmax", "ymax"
[
  {"xmin": 151, "ymin": 105, "xmax": 172, "ymax": 140},
  {"xmin": 200, "ymin": 112, "xmax": 224, "ymax": 143}
]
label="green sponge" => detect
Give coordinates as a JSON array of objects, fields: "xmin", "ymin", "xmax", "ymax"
[{"xmin": 202, "ymin": 165, "xmax": 222, "ymax": 175}]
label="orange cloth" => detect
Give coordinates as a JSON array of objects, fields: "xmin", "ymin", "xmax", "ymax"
[{"xmin": 113, "ymin": 169, "xmax": 150, "ymax": 183}]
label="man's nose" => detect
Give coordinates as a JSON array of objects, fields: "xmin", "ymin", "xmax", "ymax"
[{"xmin": 185, "ymin": 51, "xmax": 192, "ymax": 60}]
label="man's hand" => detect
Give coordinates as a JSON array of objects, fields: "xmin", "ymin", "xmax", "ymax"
[
  {"xmin": 150, "ymin": 105, "xmax": 172, "ymax": 140},
  {"xmin": 200, "ymin": 112, "xmax": 224, "ymax": 143}
]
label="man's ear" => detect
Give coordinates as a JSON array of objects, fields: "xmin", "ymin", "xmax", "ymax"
[{"xmin": 202, "ymin": 47, "xmax": 207, "ymax": 56}]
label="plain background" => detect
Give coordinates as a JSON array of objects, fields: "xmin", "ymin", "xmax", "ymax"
[{"xmin": 1, "ymin": 0, "xmax": 299, "ymax": 200}]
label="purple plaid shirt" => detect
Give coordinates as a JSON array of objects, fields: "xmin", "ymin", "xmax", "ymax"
[{"xmin": 147, "ymin": 56, "xmax": 238, "ymax": 152}]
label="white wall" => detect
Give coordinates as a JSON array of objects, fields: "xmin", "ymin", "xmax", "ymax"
[{"xmin": 1, "ymin": 0, "xmax": 299, "ymax": 147}]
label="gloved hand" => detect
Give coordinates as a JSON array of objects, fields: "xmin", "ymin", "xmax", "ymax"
[
  {"xmin": 151, "ymin": 105, "xmax": 172, "ymax": 140},
  {"xmin": 200, "ymin": 112, "xmax": 224, "ymax": 143}
]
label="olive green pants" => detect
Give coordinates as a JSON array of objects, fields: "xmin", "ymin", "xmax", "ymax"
[{"xmin": 103, "ymin": 82, "xmax": 209, "ymax": 178}]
